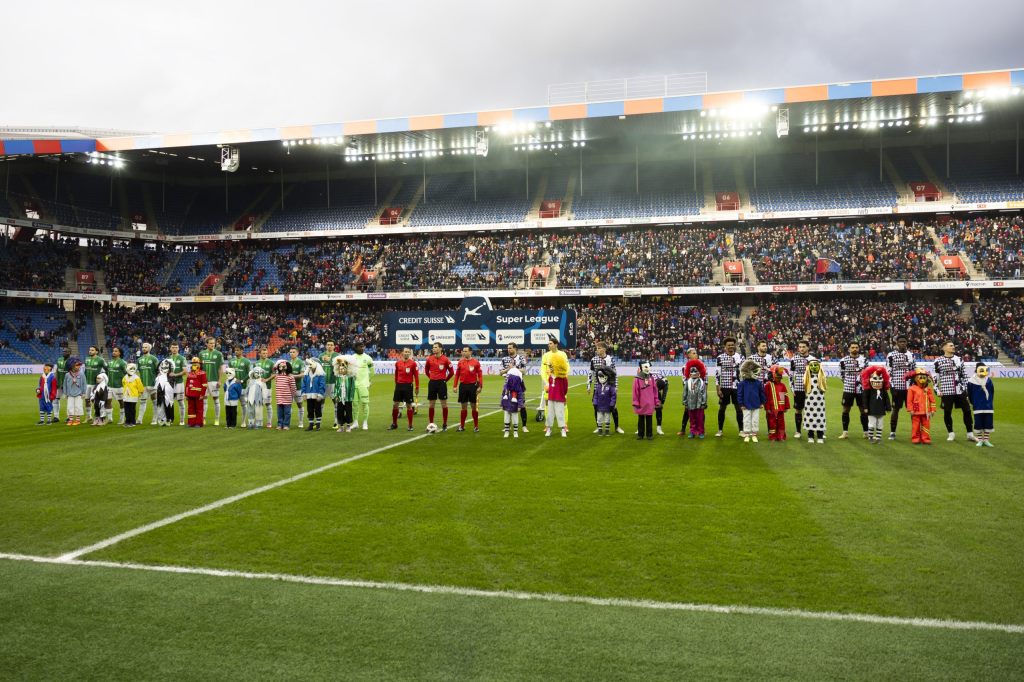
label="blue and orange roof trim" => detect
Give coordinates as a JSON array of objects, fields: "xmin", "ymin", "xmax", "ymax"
[{"xmin": 3, "ymin": 67, "xmax": 1023, "ymax": 157}]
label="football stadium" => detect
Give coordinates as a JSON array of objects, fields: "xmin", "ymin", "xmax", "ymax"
[{"xmin": 2, "ymin": 9, "xmax": 1024, "ymax": 679}]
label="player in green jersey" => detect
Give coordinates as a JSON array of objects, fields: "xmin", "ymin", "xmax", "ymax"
[
  {"xmin": 84, "ymin": 346, "xmax": 107, "ymax": 419},
  {"xmin": 199, "ymin": 337, "xmax": 226, "ymax": 426},
  {"xmin": 136, "ymin": 342, "xmax": 162, "ymax": 425},
  {"xmin": 227, "ymin": 345, "xmax": 252, "ymax": 427},
  {"xmin": 56, "ymin": 347, "xmax": 72, "ymax": 423},
  {"xmin": 166, "ymin": 342, "xmax": 188, "ymax": 426},
  {"xmin": 320, "ymin": 340, "xmax": 341, "ymax": 429},
  {"xmin": 288, "ymin": 347, "xmax": 306, "ymax": 428},
  {"xmin": 106, "ymin": 347, "xmax": 129, "ymax": 424},
  {"xmin": 351, "ymin": 341, "xmax": 375, "ymax": 430},
  {"xmin": 256, "ymin": 345, "xmax": 276, "ymax": 428}
]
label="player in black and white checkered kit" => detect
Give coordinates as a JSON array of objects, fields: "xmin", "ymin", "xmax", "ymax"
[
  {"xmin": 933, "ymin": 340, "xmax": 975, "ymax": 442},
  {"xmin": 885, "ymin": 335, "xmax": 916, "ymax": 440},
  {"xmin": 715, "ymin": 337, "xmax": 744, "ymax": 437},
  {"xmin": 789, "ymin": 340, "xmax": 811, "ymax": 438},
  {"xmin": 587, "ymin": 342, "xmax": 623, "ymax": 433},
  {"xmin": 838, "ymin": 342, "xmax": 868, "ymax": 439},
  {"xmin": 500, "ymin": 343, "xmax": 530, "ymax": 432},
  {"xmin": 748, "ymin": 341, "xmax": 773, "ymax": 382}
]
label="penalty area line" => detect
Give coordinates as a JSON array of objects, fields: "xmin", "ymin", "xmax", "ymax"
[{"xmin": 0, "ymin": 552, "xmax": 1021, "ymax": 635}]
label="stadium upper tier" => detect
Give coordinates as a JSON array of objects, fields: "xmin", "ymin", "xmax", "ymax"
[
  {"xmin": 2, "ymin": 216, "xmax": 1021, "ymax": 297},
  {"xmin": 3, "ymin": 135, "xmax": 1024, "ymax": 237}
]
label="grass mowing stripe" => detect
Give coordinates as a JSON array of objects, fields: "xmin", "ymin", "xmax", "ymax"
[
  {"xmin": 57, "ymin": 383, "xmax": 583, "ymax": 562},
  {"xmin": 2, "ymin": 552, "xmax": 1022, "ymax": 634}
]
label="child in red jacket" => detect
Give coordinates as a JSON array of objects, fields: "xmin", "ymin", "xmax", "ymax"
[{"xmin": 765, "ymin": 365, "xmax": 790, "ymax": 441}]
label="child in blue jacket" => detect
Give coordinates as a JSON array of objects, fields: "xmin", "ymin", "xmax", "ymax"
[
  {"xmin": 967, "ymin": 362, "xmax": 995, "ymax": 447},
  {"xmin": 301, "ymin": 358, "xmax": 327, "ymax": 431},
  {"xmin": 737, "ymin": 359, "xmax": 766, "ymax": 442},
  {"xmin": 224, "ymin": 368, "xmax": 243, "ymax": 428}
]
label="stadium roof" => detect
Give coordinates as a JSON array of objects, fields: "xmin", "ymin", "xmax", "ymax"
[{"xmin": 1, "ymin": 67, "xmax": 1022, "ymax": 158}]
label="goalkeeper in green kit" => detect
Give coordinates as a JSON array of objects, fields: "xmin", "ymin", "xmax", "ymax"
[{"xmin": 351, "ymin": 341, "xmax": 374, "ymax": 430}]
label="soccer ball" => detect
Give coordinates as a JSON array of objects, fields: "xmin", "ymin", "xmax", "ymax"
[{"xmin": 426, "ymin": 423, "xmax": 439, "ymax": 433}]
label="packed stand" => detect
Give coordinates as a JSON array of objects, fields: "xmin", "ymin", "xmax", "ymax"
[
  {"xmin": 973, "ymin": 295, "xmax": 1024, "ymax": 363},
  {"xmin": 745, "ymin": 297, "xmax": 996, "ymax": 360},
  {"xmin": 936, "ymin": 216, "xmax": 1024, "ymax": 279},
  {"xmin": 0, "ymin": 236, "xmax": 80, "ymax": 291}
]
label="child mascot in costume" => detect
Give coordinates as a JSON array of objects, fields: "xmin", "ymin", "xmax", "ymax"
[
  {"xmin": 591, "ymin": 366, "xmax": 617, "ymax": 437},
  {"xmin": 332, "ymin": 356, "xmax": 357, "ymax": 432},
  {"xmin": 185, "ymin": 357, "xmax": 208, "ymax": 428},
  {"xmin": 245, "ymin": 366, "xmax": 269, "ymax": 430},
  {"xmin": 154, "ymin": 360, "xmax": 176, "ymax": 426},
  {"xmin": 765, "ymin": 365, "xmax": 791, "ymax": 441},
  {"xmin": 860, "ymin": 366, "xmax": 892, "ymax": 444},
  {"xmin": 737, "ymin": 359, "xmax": 767, "ymax": 443},
  {"xmin": 223, "ymin": 368, "xmax": 242, "ymax": 428},
  {"xmin": 89, "ymin": 372, "xmax": 109, "ymax": 426},
  {"xmin": 967, "ymin": 362, "xmax": 995, "ymax": 447},
  {"xmin": 302, "ymin": 358, "xmax": 327, "ymax": 431},
  {"xmin": 500, "ymin": 366, "xmax": 527, "ymax": 438},
  {"xmin": 36, "ymin": 362, "xmax": 58, "ymax": 425},
  {"xmin": 632, "ymin": 361, "xmax": 660, "ymax": 440},
  {"xmin": 906, "ymin": 368, "xmax": 937, "ymax": 445},
  {"xmin": 802, "ymin": 357, "xmax": 827, "ymax": 443}
]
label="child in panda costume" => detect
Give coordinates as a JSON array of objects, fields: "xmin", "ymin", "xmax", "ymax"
[
  {"xmin": 154, "ymin": 360, "xmax": 176, "ymax": 427},
  {"xmin": 90, "ymin": 372, "xmax": 110, "ymax": 426},
  {"xmin": 245, "ymin": 366, "xmax": 269, "ymax": 430},
  {"xmin": 224, "ymin": 367, "xmax": 243, "ymax": 428},
  {"xmin": 859, "ymin": 365, "xmax": 892, "ymax": 444}
]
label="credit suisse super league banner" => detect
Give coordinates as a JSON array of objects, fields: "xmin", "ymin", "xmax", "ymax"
[{"xmin": 382, "ymin": 297, "xmax": 576, "ymax": 351}]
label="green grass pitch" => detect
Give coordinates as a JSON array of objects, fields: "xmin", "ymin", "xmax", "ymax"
[{"xmin": 1, "ymin": 374, "xmax": 1022, "ymax": 680}]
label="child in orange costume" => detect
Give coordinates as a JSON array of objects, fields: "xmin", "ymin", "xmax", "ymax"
[{"xmin": 906, "ymin": 368, "xmax": 937, "ymax": 445}]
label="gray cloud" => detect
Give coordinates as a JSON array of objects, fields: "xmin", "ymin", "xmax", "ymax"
[{"xmin": 4, "ymin": 0, "xmax": 1021, "ymax": 133}]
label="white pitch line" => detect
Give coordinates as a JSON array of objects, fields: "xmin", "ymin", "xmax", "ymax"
[
  {"xmin": 55, "ymin": 381, "xmax": 584, "ymax": 562},
  {"xmin": 1, "ymin": 552, "xmax": 1021, "ymax": 635}
]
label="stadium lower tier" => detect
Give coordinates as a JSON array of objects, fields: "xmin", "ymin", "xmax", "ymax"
[
  {"xmin": 2, "ymin": 292, "xmax": 1020, "ymax": 367},
  {"xmin": 3, "ymin": 214, "xmax": 1022, "ymax": 296}
]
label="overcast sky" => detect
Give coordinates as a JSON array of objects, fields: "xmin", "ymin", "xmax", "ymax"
[{"xmin": 6, "ymin": 0, "xmax": 1022, "ymax": 134}]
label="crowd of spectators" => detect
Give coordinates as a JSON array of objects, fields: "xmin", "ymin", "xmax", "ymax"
[
  {"xmin": 734, "ymin": 221, "xmax": 942, "ymax": 283},
  {"xmin": 745, "ymin": 296, "xmax": 996, "ymax": 360},
  {"xmin": 973, "ymin": 294, "xmax": 1024, "ymax": 363},
  {"xmin": 936, "ymin": 216, "xmax": 1024, "ymax": 278},
  {"xmin": 2, "ymin": 216, "xmax": 1022, "ymax": 298}
]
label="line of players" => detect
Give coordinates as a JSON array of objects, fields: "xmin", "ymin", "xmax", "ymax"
[
  {"xmin": 706, "ymin": 335, "xmax": 984, "ymax": 443},
  {"xmin": 40, "ymin": 334, "xmax": 988, "ymax": 443}
]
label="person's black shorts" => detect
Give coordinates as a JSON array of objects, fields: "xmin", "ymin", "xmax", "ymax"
[
  {"xmin": 718, "ymin": 388, "xmax": 739, "ymax": 406},
  {"xmin": 393, "ymin": 383, "xmax": 414, "ymax": 404},
  {"xmin": 941, "ymin": 394, "xmax": 971, "ymax": 411},
  {"xmin": 793, "ymin": 391, "xmax": 806, "ymax": 411},
  {"xmin": 458, "ymin": 383, "xmax": 479, "ymax": 405},
  {"xmin": 890, "ymin": 389, "xmax": 908, "ymax": 411},
  {"xmin": 427, "ymin": 379, "xmax": 448, "ymax": 401},
  {"xmin": 841, "ymin": 391, "xmax": 861, "ymax": 409}
]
